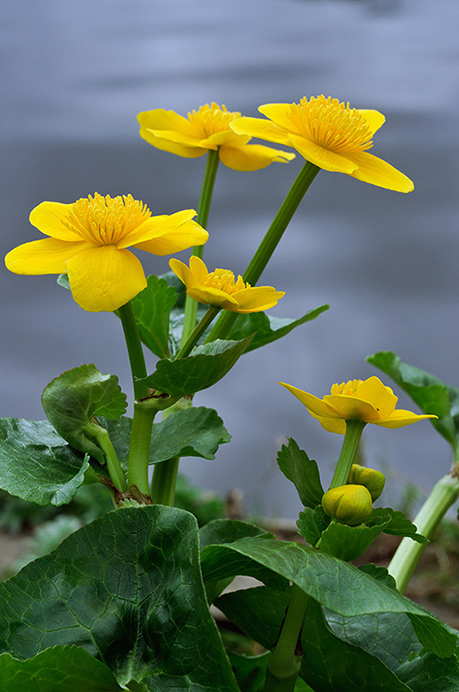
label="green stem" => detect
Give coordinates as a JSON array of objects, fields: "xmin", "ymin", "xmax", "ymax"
[
  {"xmin": 181, "ymin": 150, "xmax": 220, "ymax": 347},
  {"xmin": 127, "ymin": 404, "xmax": 156, "ymax": 494},
  {"xmin": 92, "ymin": 426, "xmax": 127, "ymax": 492},
  {"xmin": 329, "ymin": 420, "xmax": 366, "ymax": 489},
  {"xmin": 264, "ymin": 585, "xmax": 308, "ymax": 692},
  {"xmin": 150, "ymin": 457, "xmax": 180, "ymax": 505},
  {"xmin": 388, "ymin": 472, "xmax": 459, "ymax": 593},
  {"xmin": 117, "ymin": 302, "xmax": 149, "ymax": 400},
  {"xmin": 207, "ymin": 160, "xmax": 320, "ymax": 342},
  {"xmin": 177, "ymin": 305, "xmax": 221, "ymax": 359}
]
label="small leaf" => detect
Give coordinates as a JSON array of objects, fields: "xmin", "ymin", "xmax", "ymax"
[
  {"xmin": 139, "ymin": 336, "xmax": 253, "ymax": 397},
  {"xmin": 297, "ymin": 506, "xmax": 330, "ymax": 545},
  {"xmin": 369, "ymin": 507, "xmax": 429, "ymax": 544},
  {"xmin": 199, "ymin": 518, "xmax": 272, "ymax": 551},
  {"xmin": 0, "ymin": 418, "xmax": 89, "ymax": 506},
  {"xmin": 367, "ymin": 351, "xmax": 459, "ymax": 450},
  {"xmin": 226, "ymin": 305, "xmax": 329, "ymax": 353},
  {"xmin": 0, "ymin": 646, "xmax": 123, "ymax": 692},
  {"xmin": 397, "ymin": 650, "xmax": 459, "ymax": 691},
  {"xmin": 277, "ymin": 438, "xmax": 324, "ymax": 508},
  {"xmin": 318, "ymin": 520, "xmax": 389, "ymax": 561},
  {"xmin": 128, "ymin": 275, "xmax": 178, "ymax": 359},
  {"xmin": 42, "ymin": 365, "xmax": 127, "ymax": 464}
]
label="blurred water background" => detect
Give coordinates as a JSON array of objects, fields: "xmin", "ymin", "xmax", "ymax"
[{"xmin": 1, "ymin": 0, "xmax": 459, "ymax": 518}]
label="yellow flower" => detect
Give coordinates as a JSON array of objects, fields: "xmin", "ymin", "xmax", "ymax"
[
  {"xmin": 231, "ymin": 95, "xmax": 414, "ymax": 192},
  {"xmin": 279, "ymin": 376, "xmax": 436, "ymax": 434},
  {"xmin": 169, "ymin": 256, "xmax": 284, "ymax": 313},
  {"xmin": 137, "ymin": 102, "xmax": 295, "ymax": 171},
  {"xmin": 5, "ymin": 193, "xmax": 208, "ymax": 312}
]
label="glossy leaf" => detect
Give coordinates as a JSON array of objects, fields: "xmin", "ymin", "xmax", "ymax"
[
  {"xmin": 129, "ymin": 275, "xmax": 178, "ymax": 359},
  {"xmin": 277, "ymin": 438, "xmax": 324, "ymax": 508},
  {"xmin": 42, "ymin": 365, "xmax": 127, "ymax": 464},
  {"xmin": 0, "ymin": 646, "xmax": 122, "ymax": 692},
  {"xmin": 139, "ymin": 336, "xmax": 253, "ymax": 397},
  {"xmin": 226, "ymin": 305, "xmax": 329, "ymax": 353},
  {"xmin": 367, "ymin": 351, "xmax": 459, "ymax": 450},
  {"xmin": 0, "ymin": 418, "xmax": 88, "ymax": 506},
  {"xmin": 199, "ymin": 518, "xmax": 272, "ymax": 550},
  {"xmin": 200, "ymin": 535, "xmax": 457, "ymax": 657},
  {"xmin": 217, "ymin": 587, "xmax": 412, "ymax": 691},
  {"xmin": 318, "ymin": 520, "xmax": 389, "ymax": 561},
  {"xmin": 368, "ymin": 507, "xmax": 429, "ymax": 544},
  {"xmin": 0, "ymin": 506, "xmax": 238, "ymax": 691},
  {"xmin": 297, "ymin": 506, "xmax": 330, "ymax": 545},
  {"xmin": 397, "ymin": 651, "xmax": 459, "ymax": 691}
]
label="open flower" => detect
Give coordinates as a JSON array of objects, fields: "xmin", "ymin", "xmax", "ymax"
[
  {"xmin": 137, "ymin": 103, "xmax": 295, "ymax": 171},
  {"xmin": 279, "ymin": 376, "xmax": 436, "ymax": 434},
  {"xmin": 231, "ymin": 95, "xmax": 414, "ymax": 192},
  {"xmin": 169, "ymin": 256, "xmax": 284, "ymax": 313},
  {"xmin": 5, "ymin": 193, "xmax": 208, "ymax": 312}
]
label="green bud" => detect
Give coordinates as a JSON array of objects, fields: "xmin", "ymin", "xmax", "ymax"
[
  {"xmin": 349, "ymin": 464, "xmax": 385, "ymax": 501},
  {"xmin": 322, "ymin": 484, "xmax": 373, "ymax": 525}
]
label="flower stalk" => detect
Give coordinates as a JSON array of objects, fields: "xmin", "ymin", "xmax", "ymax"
[
  {"xmin": 329, "ymin": 420, "xmax": 366, "ymax": 489},
  {"xmin": 91, "ymin": 425, "xmax": 127, "ymax": 492},
  {"xmin": 207, "ymin": 160, "xmax": 320, "ymax": 342},
  {"xmin": 388, "ymin": 472, "xmax": 459, "ymax": 593}
]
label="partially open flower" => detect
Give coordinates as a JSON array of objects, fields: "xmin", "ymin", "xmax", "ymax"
[
  {"xmin": 322, "ymin": 484, "xmax": 373, "ymax": 525},
  {"xmin": 279, "ymin": 376, "xmax": 437, "ymax": 434},
  {"xmin": 349, "ymin": 464, "xmax": 385, "ymax": 501},
  {"xmin": 5, "ymin": 194, "xmax": 208, "ymax": 312},
  {"xmin": 137, "ymin": 103, "xmax": 295, "ymax": 171},
  {"xmin": 169, "ymin": 256, "xmax": 284, "ymax": 313},
  {"xmin": 231, "ymin": 95, "xmax": 414, "ymax": 192}
]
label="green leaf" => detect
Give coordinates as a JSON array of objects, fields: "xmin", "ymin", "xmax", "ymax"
[
  {"xmin": 318, "ymin": 520, "xmax": 389, "ymax": 561},
  {"xmin": 139, "ymin": 336, "xmax": 253, "ymax": 397},
  {"xmin": 358, "ymin": 564, "xmax": 397, "ymax": 590},
  {"xmin": 162, "ymin": 271, "xmax": 208, "ymax": 354},
  {"xmin": 217, "ymin": 587, "xmax": 412, "ymax": 691},
  {"xmin": 226, "ymin": 305, "xmax": 329, "ymax": 353},
  {"xmin": 397, "ymin": 651, "xmax": 459, "ymax": 691},
  {"xmin": 101, "ymin": 406, "xmax": 231, "ymax": 467},
  {"xmin": 128, "ymin": 275, "xmax": 178, "ymax": 359},
  {"xmin": 0, "ymin": 418, "xmax": 89, "ymax": 506},
  {"xmin": 199, "ymin": 518, "xmax": 272, "ymax": 550},
  {"xmin": 277, "ymin": 438, "xmax": 324, "ymax": 508},
  {"xmin": 369, "ymin": 507, "xmax": 429, "ymax": 544},
  {"xmin": 200, "ymin": 535, "xmax": 457, "ymax": 657},
  {"xmin": 0, "ymin": 506, "xmax": 238, "ymax": 691},
  {"xmin": 297, "ymin": 506, "xmax": 330, "ymax": 545},
  {"xmin": 367, "ymin": 350, "xmax": 459, "ymax": 451},
  {"xmin": 0, "ymin": 646, "xmax": 123, "ymax": 691},
  {"xmin": 42, "ymin": 365, "xmax": 127, "ymax": 464},
  {"xmin": 227, "ymin": 651, "xmax": 270, "ymax": 692}
]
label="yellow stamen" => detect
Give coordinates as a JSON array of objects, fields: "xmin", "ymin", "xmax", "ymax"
[
  {"xmin": 291, "ymin": 95, "xmax": 373, "ymax": 153},
  {"xmin": 331, "ymin": 379, "xmax": 364, "ymax": 396},
  {"xmin": 187, "ymin": 103, "xmax": 241, "ymax": 138},
  {"xmin": 63, "ymin": 193, "xmax": 151, "ymax": 246},
  {"xmin": 203, "ymin": 268, "xmax": 249, "ymax": 294}
]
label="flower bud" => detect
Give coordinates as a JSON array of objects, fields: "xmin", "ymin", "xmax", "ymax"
[
  {"xmin": 322, "ymin": 484, "xmax": 373, "ymax": 525},
  {"xmin": 349, "ymin": 464, "xmax": 385, "ymax": 501}
]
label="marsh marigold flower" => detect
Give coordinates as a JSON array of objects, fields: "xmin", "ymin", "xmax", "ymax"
[
  {"xmin": 169, "ymin": 256, "xmax": 284, "ymax": 313},
  {"xmin": 5, "ymin": 193, "xmax": 208, "ymax": 312},
  {"xmin": 137, "ymin": 103, "xmax": 295, "ymax": 171},
  {"xmin": 231, "ymin": 95, "xmax": 414, "ymax": 192},
  {"xmin": 279, "ymin": 376, "xmax": 436, "ymax": 434}
]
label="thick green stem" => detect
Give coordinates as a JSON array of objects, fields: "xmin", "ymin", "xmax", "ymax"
[
  {"xmin": 92, "ymin": 426, "xmax": 127, "ymax": 492},
  {"xmin": 127, "ymin": 404, "xmax": 156, "ymax": 494},
  {"xmin": 207, "ymin": 161, "xmax": 320, "ymax": 342},
  {"xmin": 117, "ymin": 302, "xmax": 149, "ymax": 400},
  {"xmin": 388, "ymin": 472, "xmax": 459, "ymax": 593},
  {"xmin": 263, "ymin": 585, "xmax": 308, "ymax": 692},
  {"xmin": 181, "ymin": 150, "xmax": 220, "ymax": 346},
  {"xmin": 329, "ymin": 420, "xmax": 366, "ymax": 489},
  {"xmin": 150, "ymin": 457, "xmax": 180, "ymax": 506}
]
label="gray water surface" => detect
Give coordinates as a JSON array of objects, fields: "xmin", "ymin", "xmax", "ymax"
[{"xmin": 2, "ymin": 0, "xmax": 459, "ymax": 517}]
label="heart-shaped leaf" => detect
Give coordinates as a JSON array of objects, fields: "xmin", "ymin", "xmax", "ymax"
[
  {"xmin": 129, "ymin": 275, "xmax": 178, "ymax": 359},
  {"xmin": 277, "ymin": 438, "xmax": 324, "ymax": 508}
]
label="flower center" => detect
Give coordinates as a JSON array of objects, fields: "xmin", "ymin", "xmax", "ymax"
[
  {"xmin": 63, "ymin": 193, "xmax": 151, "ymax": 245},
  {"xmin": 188, "ymin": 103, "xmax": 241, "ymax": 138},
  {"xmin": 291, "ymin": 95, "xmax": 373, "ymax": 153},
  {"xmin": 203, "ymin": 268, "xmax": 248, "ymax": 294},
  {"xmin": 330, "ymin": 380, "xmax": 364, "ymax": 397}
]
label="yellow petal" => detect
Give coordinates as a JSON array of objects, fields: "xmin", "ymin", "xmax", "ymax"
[
  {"xmin": 5, "ymin": 238, "xmax": 88, "ymax": 274},
  {"xmin": 279, "ymin": 382, "xmax": 340, "ymax": 418},
  {"xmin": 67, "ymin": 245, "xmax": 147, "ymax": 312},
  {"xmin": 137, "ymin": 110, "xmax": 205, "ymax": 158},
  {"xmin": 137, "ymin": 109, "xmax": 197, "ymax": 137},
  {"xmin": 203, "ymin": 130, "xmax": 250, "ymax": 148},
  {"xmin": 375, "ymin": 410, "xmax": 438, "ymax": 429},
  {"xmin": 354, "ymin": 376, "xmax": 397, "ymax": 419},
  {"xmin": 219, "ymin": 144, "xmax": 295, "ymax": 171},
  {"xmin": 187, "ymin": 285, "xmax": 239, "ymax": 309},
  {"xmin": 358, "ymin": 110, "xmax": 386, "ymax": 137},
  {"xmin": 231, "ymin": 286, "xmax": 285, "ymax": 312},
  {"xmin": 287, "ymin": 134, "xmax": 358, "ymax": 173},
  {"xmin": 230, "ymin": 117, "xmax": 292, "ymax": 146},
  {"xmin": 132, "ymin": 220, "xmax": 208, "ymax": 256},
  {"xmin": 258, "ymin": 103, "xmax": 298, "ymax": 132},
  {"xmin": 188, "ymin": 255, "xmax": 210, "ymax": 283},
  {"xmin": 346, "ymin": 151, "xmax": 414, "ymax": 192},
  {"xmin": 323, "ymin": 394, "xmax": 380, "ymax": 421},
  {"xmin": 169, "ymin": 257, "xmax": 194, "ymax": 286},
  {"xmin": 29, "ymin": 201, "xmax": 84, "ymax": 241},
  {"xmin": 118, "ymin": 209, "xmax": 198, "ymax": 247}
]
